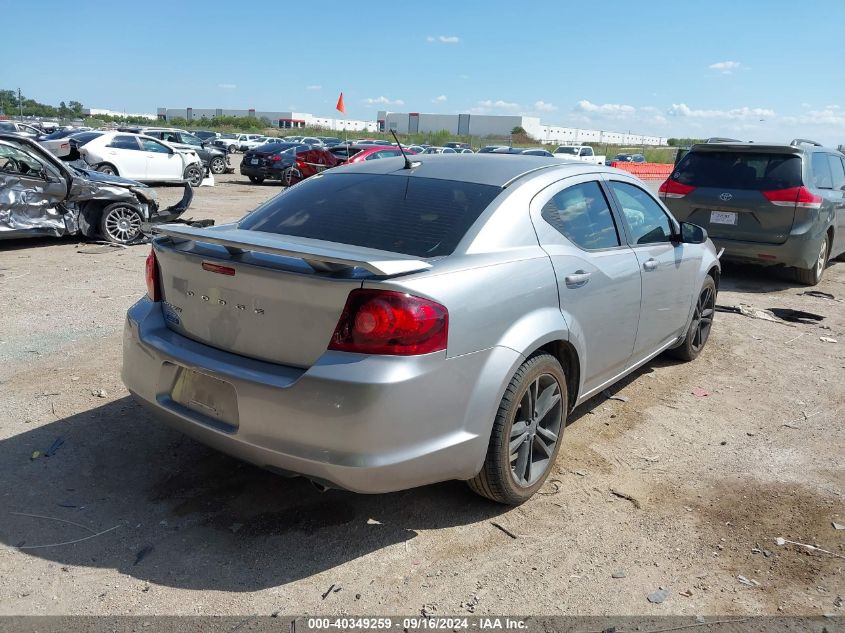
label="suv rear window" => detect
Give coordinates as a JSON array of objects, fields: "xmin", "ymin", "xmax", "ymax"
[
  {"xmin": 674, "ymin": 151, "xmax": 802, "ymax": 190},
  {"xmin": 240, "ymin": 173, "xmax": 501, "ymax": 257}
]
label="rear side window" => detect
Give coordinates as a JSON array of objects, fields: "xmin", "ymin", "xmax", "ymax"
[
  {"xmin": 674, "ymin": 151, "xmax": 802, "ymax": 190},
  {"xmin": 239, "ymin": 173, "xmax": 501, "ymax": 257},
  {"xmin": 108, "ymin": 135, "xmax": 141, "ymax": 150},
  {"xmin": 811, "ymin": 153, "xmax": 834, "ymax": 189},
  {"xmin": 541, "ymin": 181, "xmax": 620, "ymax": 250},
  {"xmin": 829, "ymin": 155, "xmax": 845, "ymax": 190},
  {"xmin": 609, "ymin": 181, "xmax": 673, "ymax": 245}
]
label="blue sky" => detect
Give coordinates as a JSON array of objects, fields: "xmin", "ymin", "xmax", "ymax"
[{"xmin": 6, "ymin": 0, "xmax": 845, "ymax": 142}]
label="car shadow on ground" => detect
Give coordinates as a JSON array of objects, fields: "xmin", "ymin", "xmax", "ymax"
[
  {"xmin": 717, "ymin": 259, "xmax": 842, "ymax": 295},
  {"xmin": 0, "ymin": 397, "xmax": 508, "ymax": 592}
]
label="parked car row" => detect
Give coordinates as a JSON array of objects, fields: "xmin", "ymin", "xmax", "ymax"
[{"xmin": 118, "ymin": 127, "xmax": 233, "ymax": 175}]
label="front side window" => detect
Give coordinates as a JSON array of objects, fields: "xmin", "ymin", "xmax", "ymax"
[
  {"xmin": 609, "ymin": 181, "xmax": 673, "ymax": 245},
  {"xmin": 140, "ymin": 139, "xmax": 170, "ymax": 153},
  {"xmin": 540, "ymin": 181, "xmax": 620, "ymax": 250},
  {"xmin": 0, "ymin": 143, "xmax": 50, "ymax": 178},
  {"xmin": 108, "ymin": 135, "xmax": 141, "ymax": 150}
]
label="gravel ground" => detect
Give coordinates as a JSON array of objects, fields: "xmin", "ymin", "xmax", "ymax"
[{"xmin": 0, "ymin": 157, "xmax": 843, "ymax": 616}]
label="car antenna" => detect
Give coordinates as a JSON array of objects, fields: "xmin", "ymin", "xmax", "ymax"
[{"xmin": 391, "ymin": 129, "xmax": 418, "ymax": 169}]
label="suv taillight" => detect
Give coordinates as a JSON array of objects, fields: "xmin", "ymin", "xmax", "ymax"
[
  {"xmin": 762, "ymin": 186, "xmax": 823, "ymax": 209},
  {"xmin": 145, "ymin": 249, "xmax": 161, "ymax": 302},
  {"xmin": 658, "ymin": 179, "xmax": 695, "ymax": 199},
  {"xmin": 328, "ymin": 289, "xmax": 448, "ymax": 356}
]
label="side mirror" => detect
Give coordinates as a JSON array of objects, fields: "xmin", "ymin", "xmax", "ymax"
[{"xmin": 679, "ymin": 221, "xmax": 707, "ymax": 244}]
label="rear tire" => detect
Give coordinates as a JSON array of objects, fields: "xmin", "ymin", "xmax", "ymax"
[
  {"xmin": 468, "ymin": 352, "xmax": 567, "ymax": 505},
  {"xmin": 666, "ymin": 275, "xmax": 717, "ymax": 361},
  {"xmin": 228, "ymin": 144, "xmax": 237, "ymax": 153},
  {"xmin": 248, "ymin": 175, "xmax": 264, "ymax": 184},
  {"xmin": 793, "ymin": 234, "xmax": 829, "ymax": 285}
]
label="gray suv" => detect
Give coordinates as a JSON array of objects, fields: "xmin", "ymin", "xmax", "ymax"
[{"xmin": 660, "ymin": 139, "xmax": 845, "ymax": 284}]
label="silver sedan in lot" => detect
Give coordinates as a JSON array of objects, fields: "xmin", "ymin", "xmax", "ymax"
[{"xmin": 122, "ymin": 155, "xmax": 720, "ymax": 504}]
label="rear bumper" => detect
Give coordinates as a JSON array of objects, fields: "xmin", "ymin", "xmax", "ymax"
[
  {"xmin": 121, "ymin": 299, "xmax": 517, "ymax": 493},
  {"xmin": 713, "ymin": 224, "xmax": 829, "ymax": 270},
  {"xmin": 239, "ymin": 164, "xmax": 287, "ymax": 180}
]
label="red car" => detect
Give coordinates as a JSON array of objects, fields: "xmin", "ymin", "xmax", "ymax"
[
  {"xmin": 328, "ymin": 144, "xmax": 416, "ymax": 165},
  {"xmin": 241, "ymin": 141, "xmax": 340, "ymax": 185}
]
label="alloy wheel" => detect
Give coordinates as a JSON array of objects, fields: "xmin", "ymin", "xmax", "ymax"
[
  {"xmin": 690, "ymin": 284, "xmax": 715, "ymax": 351},
  {"xmin": 816, "ymin": 236, "xmax": 828, "ymax": 280},
  {"xmin": 103, "ymin": 206, "xmax": 142, "ymax": 243},
  {"xmin": 509, "ymin": 373, "xmax": 563, "ymax": 487}
]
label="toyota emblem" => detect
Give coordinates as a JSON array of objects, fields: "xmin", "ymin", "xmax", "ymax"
[{"xmin": 719, "ymin": 192, "xmax": 733, "ymax": 201}]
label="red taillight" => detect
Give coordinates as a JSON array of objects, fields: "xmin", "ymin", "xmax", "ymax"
[
  {"xmin": 658, "ymin": 179, "xmax": 696, "ymax": 199},
  {"xmin": 145, "ymin": 249, "xmax": 161, "ymax": 302},
  {"xmin": 328, "ymin": 289, "xmax": 448, "ymax": 356},
  {"xmin": 202, "ymin": 261, "xmax": 236, "ymax": 276},
  {"xmin": 270, "ymin": 155, "xmax": 282, "ymax": 161},
  {"xmin": 762, "ymin": 186, "xmax": 822, "ymax": 209}
]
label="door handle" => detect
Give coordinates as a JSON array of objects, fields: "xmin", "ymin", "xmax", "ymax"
[
  {"xmin": 564, "ymin": 270, "xmax": 592, "ymax": 288},
  {"xmin": 643, "ymin": 258, "xmax": 658, "ymax": 271}
]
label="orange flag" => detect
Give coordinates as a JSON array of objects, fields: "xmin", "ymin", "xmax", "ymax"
[{"xmin": 336, "ymin": 92, "xmax": 345, "ymax": 114}]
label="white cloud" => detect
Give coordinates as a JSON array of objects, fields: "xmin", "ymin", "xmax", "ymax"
[
  {"xmin": 708, "ymin": 61, "xmax": 743, "ymax": 74},
  {"xmin": 363, "ymin": 96, "xmax": 405, "ymax": 107},
  {"xmin": 217, "ymin": 83, "xmax": 236, "ymax": 89},
  {"xmin": 783, "ymin": 107, "xmax": 845, "ymax": 127},
  {"xmin": 479, "ymin": 99, "xmax": 519, "ymax": 110},
  {"xmin": 432, "ymin": 95, "xmax": 447, "ymax": 103},
  {"xmin": 574, "ymin": 100, "xmax": 636, "ymax": 116},
  {"xmin": 426, "ymin": 34, "xmax": 460, "ymax": 43},
  {"xmin": 667, "ymin": 103, "xmax": 774, "ymax": 120},
  {"xmin": 533, "ymin": 100, "xmax": 557, "ymax": 112},
  {"xmin": 306, "ymin": 85, "xmax": 321, "ymax": 91}
]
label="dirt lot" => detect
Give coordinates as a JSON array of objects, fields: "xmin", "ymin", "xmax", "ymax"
[{"xmin": 0, "ymin": 157, "xmax": 843, "ymax": 616}]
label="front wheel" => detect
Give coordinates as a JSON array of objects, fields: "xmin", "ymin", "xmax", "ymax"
[
  {"xmin": 209, "ymin": 156, "xmax": 226, "ymax": 174},
  {"xmin": 185, "ymin": 165, "xmax": 203, "ymax": 187},
  {"xmin": 248, "ymin": 175, "xmax": 264, "ymax": 184},
  {"xmin": 96, "ymin": 163, "xmax": 118, "ymax": 176},
  {"xmin": 793, "ymin": 234, "xmax": 829, "ymax": 285},
  {"xmin": 99, "ymin": 203, "xmax": 144, "ymax": 244},
  {"xmin": 666, "ymin": 275, "xmax": 716, "ymax": 361},
  {"xmin": 228, "ymin": 144, "xmax": 237, "ymax": 153},
  {"xmin": 468, "ymin": 352, "xmax": 567, "ymax": 505}
]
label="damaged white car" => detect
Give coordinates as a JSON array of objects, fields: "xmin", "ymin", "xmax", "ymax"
[
  {"xmin": 69, "ymin": 131, "xmax": 205, "ymax": 187},
  {"xmin": 0, "ymin": 134, "xmax": 192, "ymax": 244}
]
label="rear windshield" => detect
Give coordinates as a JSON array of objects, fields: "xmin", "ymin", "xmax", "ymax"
[
  {"xmin": 674, "ymin": 151, "xmax": 802, "ymax": 190},
  {"xmin": 555, "ymin": 147, "xmax": 578, "ymax": 155},
  {"xmin": 239, "ymin": 173, "xmax": 501, "ymax": 257},
  {"xmin": 70, "ymin": 131, "xmax": 103, "ymax": 146}
]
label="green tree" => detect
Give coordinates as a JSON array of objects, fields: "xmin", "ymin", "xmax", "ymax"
[{"xmin": 511, "ymin": 126, "xmax": 527, "ymax": 135}]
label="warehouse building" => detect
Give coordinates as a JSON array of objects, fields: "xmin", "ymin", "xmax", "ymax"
[
  {"xmin": 377, "ymin": 111, "xmax": 667, "ymax": 146},
  {"xmin": 156, "ymin": 107, "xmax": 377, "ymax": 132}
]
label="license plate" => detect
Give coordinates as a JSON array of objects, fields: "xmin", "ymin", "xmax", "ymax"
[
  {"xmin": 250, "ymin": 158, "xmax": 259, "ymax": 165},
  {"xmin": 710, "ymin": 210, "xmax": 738, "ymax": 225},
  {"xmin": 170, "ymin": 367, "xmax": 239, "ymax": 428}
]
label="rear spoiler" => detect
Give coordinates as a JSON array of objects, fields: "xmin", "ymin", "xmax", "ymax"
[{"xmin": 152, "ymin": 224, "xmax": 433, "ymax": 276}]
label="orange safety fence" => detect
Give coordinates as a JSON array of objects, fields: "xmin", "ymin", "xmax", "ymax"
[{"xmin": 607, "ymin": 162, "xmax": 674, "ymax": 180}]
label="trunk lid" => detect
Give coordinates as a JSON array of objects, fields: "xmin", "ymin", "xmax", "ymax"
[
  {"xmin": 665, "ymin": 146, "xmax": 804, "ymax": 245},
  {"xmin": 152, "ymin": 224, "xmax": 432, "ymax": 368}
]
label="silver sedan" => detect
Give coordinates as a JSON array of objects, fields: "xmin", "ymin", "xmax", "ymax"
[{"xmin": 122, "ymin": 155, "xmax": 720, "ymax": 504}]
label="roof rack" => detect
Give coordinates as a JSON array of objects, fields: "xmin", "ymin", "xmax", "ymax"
[
  {"xmin": 705, "ymin": 137, "xmax": 741, "ymax": 143},
  {"xmin": 790, "ymin": 138, "xmax": 822, "ymax": 147}
]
